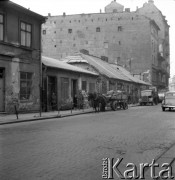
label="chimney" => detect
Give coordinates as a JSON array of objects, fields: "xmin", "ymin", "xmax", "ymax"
[
  {"xmin": 63, "ymin": 12, "xmax": 66, "ymax": 17},
  {"xmin": 48, "ymin": 13, "xmax": 51, "ymax": 17},
  {"xmin": 100, "ymin": 9, "xmax": 102, "ymax": 13}
]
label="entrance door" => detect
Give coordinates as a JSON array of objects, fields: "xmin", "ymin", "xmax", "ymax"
[
  {"xmin": 0, "ymin": 69, "xmax": 5, "ymax": 112},
  {"xmin": 47, "ymin": 76, "xmax": 57, "ymax": 111},
  {"xmin": 71, "ymin": 79, "xmax": 77, "ymax": 107}
]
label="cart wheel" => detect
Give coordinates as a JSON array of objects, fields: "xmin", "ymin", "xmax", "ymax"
[
  {"xmin": 112, "ymin": 101, "xmax": 118, "ymax": 111},
  {"xmin": 123, "ymin": 102, "xmax": 128, "ymax": 110}
]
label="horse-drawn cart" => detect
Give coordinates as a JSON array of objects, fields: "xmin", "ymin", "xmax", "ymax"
[{"xmin": 104, "ymin": 90, "xmax": 128, "ymax": 111}]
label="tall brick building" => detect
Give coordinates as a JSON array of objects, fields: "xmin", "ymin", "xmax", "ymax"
[{"xmin": 42, "ymin": 0, "xmax": 169, "ymax": 91}]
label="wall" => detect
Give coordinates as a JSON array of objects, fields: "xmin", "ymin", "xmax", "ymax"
[
  {"xmin": 45, "ymin": 67, "xmax": 97, "ymax": 108},
  {"xmin": 42, "ymin": 12, "xmax": 155, "ymax": 76},
  {"xmin": 0, "ymin": 4, "xmax": 43, "ymax": 113}
]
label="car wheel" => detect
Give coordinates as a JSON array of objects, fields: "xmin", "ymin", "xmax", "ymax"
[{"xmin": 162, "ymin": 107, "xmax": 165, "ymax": 111}]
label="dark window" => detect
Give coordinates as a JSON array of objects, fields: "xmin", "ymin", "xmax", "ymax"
[
  {"xmin": 0, "ymin": 14, "xmax": 4, "ymax": 41},
  {"xmin": 119, "ymin": 41, "xmax": 121, "ymax": 45},
  {"xmin": 101, "ymin": 56, "xmax": 108, "ymax": 62},
  {"xmin": 82, "ymin": 81, "xmax": 87, "ymax": 91},
  {"xmin": 118, "ymin": 26, "xmax": 122, "ymax": 32},
  {"xmin": 68, "ymin": 29, "xmax": 72, "ymax": 33},
  {"xmin": 20, "ymin": 72, "xmax": 32, "ymax": 100},
  {"xmin": 61, "ymin": 78, "xmax": 69, "ymax": 103},
  {"xmin": 20, "ymin": 21, "xmax": 32, "ymax": 47},
  {"xmin": 43, "ymin": 30, "xmax": 46, "ymax": 35},
  {"xmin": 96, "ymin": 27, "xmax": 100, "ymax": 32}
]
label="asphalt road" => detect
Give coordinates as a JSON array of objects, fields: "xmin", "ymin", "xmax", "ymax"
[{"xmin": 0, "ymin": 105, "xmax": 175, "ymax": 180}]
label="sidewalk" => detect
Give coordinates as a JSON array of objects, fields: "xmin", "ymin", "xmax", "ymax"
[
  {"xmin": 0, "ymin": 108, "xmax": 94, "ymax": 125},
  {"xmin": 0, "ymin": 104, "xmax": 139, "ymax": 125}
]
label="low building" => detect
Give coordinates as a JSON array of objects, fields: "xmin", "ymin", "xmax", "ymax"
[
  {"xmin": 42, "ymin": 56, "xmax": 98, "ymax": 111},
  {"xmin": 0, "ymin": 1, "xmax": 45, "ymax": 113},
  {"xmin": 62, "ymin": 53, "xmax": 150, "ymax": 104}
]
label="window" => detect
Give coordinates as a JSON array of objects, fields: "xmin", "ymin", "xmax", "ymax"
[
  {"xmin": 20, "ymin": 22, "xmax": 32, "ymax": 47},
  {"xmin": 68, "ymin": 29, "xmax": 72, "ymax": 33},
  {"xmin": 96, "ymin": 27, "xmax": 100, "ymax": 32},
  {"xmin": 61, "ymin": 78, "xmax": 69, "ymax": 103},
  {"xmin": 20, "ymin": 72, "xmax": 32, "ymax": 100},
  {"xmin": 82, "ymin": 81, "xmax": 87, "ymax": 91},
  {"xmin": 0, "ymin": 14, "xmax": 4, "ymax": 41},
  {"xmin": 43, "ymin": 30, "xmax": 46, "ymax": 35},
  {"xmin": 118, "ymin": 26, "xmax": 122, "ymax": 32},
  {"xmin": 104, "ymin": 42, "xmax": 108, "ymax": 49}
]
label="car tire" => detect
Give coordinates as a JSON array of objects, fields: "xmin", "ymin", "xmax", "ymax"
[{"xmin": 162, "ymin": 107, "xmax": 165, "ymax": 111}]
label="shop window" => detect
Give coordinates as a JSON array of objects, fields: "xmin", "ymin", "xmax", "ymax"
[
  {"xmin": 20, "ymin": 21, "xmax": 32, "ymax": 47},
  {"xmin": 0, "ymin": 14, "xmax": 4, "ymax": 41},
  {"xmin": 20, "ymin": 72, "xmax": 32, "ymax": 100},
  {"xmin": 82, "ymin": 81, "xmax": 87, "ymax": 91}
]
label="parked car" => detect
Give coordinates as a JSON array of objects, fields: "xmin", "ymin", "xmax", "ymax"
[
  {"xmin": 139, "ymin": 89, "xmax": 158, "ymax": 106},
  {"xmin": 162, "ymin": 91, "xmax": 175, "ymax": 111}
]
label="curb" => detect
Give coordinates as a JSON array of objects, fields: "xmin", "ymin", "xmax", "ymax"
[
  {"xmin": 0, "ymin": 110, "xmax": 94, "ymax": 125},
  {"xmin": 0, "ymin": 105, "xmax": 140, "ymax": 126}
]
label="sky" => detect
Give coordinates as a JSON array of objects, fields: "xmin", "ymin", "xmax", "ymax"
[{"xmin": 11, "ymin": 0, "xmax": 175, "ymax": 78}]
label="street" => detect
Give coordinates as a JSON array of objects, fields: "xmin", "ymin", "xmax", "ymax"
[{"xmin": 0, "ymin": 105, "xmax": 175, "ymax": 180}]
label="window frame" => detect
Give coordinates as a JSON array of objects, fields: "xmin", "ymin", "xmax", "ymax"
[
  {"xmin": 20, "ymin": 72, "xmax": 33, "ymax": 101},
  {"xmin": 20, "ymin": 21, "xmax": 32, "ymax": 48}
]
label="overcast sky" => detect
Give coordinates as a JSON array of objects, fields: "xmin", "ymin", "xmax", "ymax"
[{"xmin": 11, "ymin": 0, "xmax": 175, "ymax": 78}]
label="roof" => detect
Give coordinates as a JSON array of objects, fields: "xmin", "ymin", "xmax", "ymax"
[
  {"xmin": 42, "ymin": 56, "xmax": 98, "ymax": 76},
  {"xmin": 110, "ymin": 64, "xmax": 151, "ymax": 86},
  {"xmin": 0, "ymin": 1, "xmax": 45, "ymax": 22},
  {"xmin": 63, "ymin": 54, "xmax": 151, "ymax": 85},
  {"xmin": 81, "ymin": 54, "xmax": 131, "ymax": 82}
]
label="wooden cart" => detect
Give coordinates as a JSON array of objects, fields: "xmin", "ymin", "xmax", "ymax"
[{"xmin": 104, "ymin": 90, "xmax": 128, "ymax": 111}]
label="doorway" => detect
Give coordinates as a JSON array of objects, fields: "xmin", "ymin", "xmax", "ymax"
[
  {"xmin": 0, "ymin": 68, "xmax": 5, "ymax": 112},
  {"xmin": 71, "ymin": 79, "xmax": 77, "ymax": 107},
  {"xmin": 43, "ymin": 76, "xmax": 57, "ymax": 111}
]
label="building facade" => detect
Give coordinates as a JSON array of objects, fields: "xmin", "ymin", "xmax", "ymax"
[
  {"xmin": 62, "ymin": 53, "xmax": 150, "ymax": 104},
  {"xmin": 137, "ymin": 0, "xmax": 170, "ymax": 91},
  {"xmin": 42, "ymin": 0, "xmax": 167, "ymax": 90},
  {"xmin": 0, "ymin": 1, "xmax": 45, "ymax": 113},
  {"xmin": 42, "ymin": 56, "xmax": 98, "ymax": 111}
]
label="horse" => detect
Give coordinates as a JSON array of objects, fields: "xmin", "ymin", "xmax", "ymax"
[{"xmin": 88, "ymin": 92, "xmax": 106, "ymax": 112}]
